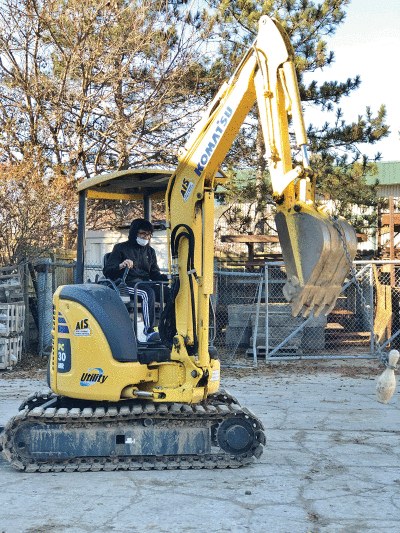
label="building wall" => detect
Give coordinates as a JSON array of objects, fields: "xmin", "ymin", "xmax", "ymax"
[
  {"xmin": 377, "ymin": 185, "xmax": 400, "ymax": 198},
  {"xmin": 85, "ymin": 229, "xmax": 129, "ymax": 267},
  {"xmin": 85, "ymin": 228, "xmax": 168, "ymax": 269}
]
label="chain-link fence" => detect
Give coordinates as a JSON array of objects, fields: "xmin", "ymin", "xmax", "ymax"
[
  {"xmin": 4, "ymin": 259, "xmax": 400, "ymax": 364},
  {"xmin": 210, "ymin": 270, "xmax": 263, "ymax": 364},
  {"xmin": 84, "ymin": 264, "xmax": 104, "ymax": 283},
  {"xmin": 16, "ymin": 260, "xmax": 101, "ymax": 356},
  {"xmin": 16, "ymin": 260, "xmax": 75, "ymax": 356},
  {"xmin": 212, "ymin": 261, "xmax": 400, "ymax": 365}
]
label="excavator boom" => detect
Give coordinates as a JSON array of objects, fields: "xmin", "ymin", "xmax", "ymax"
[{"xmin": 165, "ymin": 15, "xmax": 357, "ymax": 374}]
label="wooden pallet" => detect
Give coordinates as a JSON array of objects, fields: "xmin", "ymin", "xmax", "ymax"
[
  {"xmin": 246, "ymin": 346, "xmax": 303, "ymax": 358},
  {"xmin": 0, "ymin": 266, "xmax": 24, "ymax": 303}
]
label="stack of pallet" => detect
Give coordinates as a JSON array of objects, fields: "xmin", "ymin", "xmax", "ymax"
[
  {"xmin": 225, "ymin": 302, "xmax": 328, "ymax": 357},
  {"xmin": 249, "ymin": 303, "xmax": 304, "ymax": 355},
  {"xmin": 0, "ymin": 266, "xmax": 25, "ymax": 369},
  {"xmin": 224, "ymin": 303, "xmax": 326, "ymax": 357},
  {"xmin": 249, "ymin": 304, "xmax": 329, "ymax": 356},
  {"xmin": 225, "ymin": 304, "xmax": 253, "ymax": 348}
]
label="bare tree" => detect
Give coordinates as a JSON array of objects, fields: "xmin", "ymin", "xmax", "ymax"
[
  {"xmin": 0, "ymin": 157, "xmax": 74, "ymax": 265},
  {"xmin": 0, "ymin": 0, "xmax": 213, "ymax": 174},
  {"xmin": 0, "ymin": 0, "xmax": 216, "ymax": 252}
]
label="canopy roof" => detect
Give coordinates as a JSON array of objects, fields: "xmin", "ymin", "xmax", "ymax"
[{"xmin": 77, "ymin": 168, "xmax": 174, "ymax": 201}]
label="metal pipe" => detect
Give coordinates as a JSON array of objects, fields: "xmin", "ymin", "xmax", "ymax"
[
  {"xmin": 133, "ymin": 390, "xmax": 154, "ymax": 398},
  {"xmin": 369, "ymin": 265, "xmax": 375, "ymax": 355},
  {"xmin": 265, "ymin": 265, "xmax": 269, "ymax": 361},
  {"xmin": 219, "ymin": 271, "xmax": 266, "ymax": 277},
  {"xmin": 389, "ymin": 196, "xmax": 395, "ymax": 286},
  {"xmin": 143, "ymin": 192, "xmax": 151, "ymax": 222},
  {"xmin": 265, "ymin": 260, "xmax": 400, "ymax": 266},
  {"xmin": 354, "ymin": 260, "xmax": 400, "ymax": 264},
  {"xmin": 341, "ymin": 265, "xmax": 371, "ymax": 293},
  {"xmin": 300, "ymin": 145, "xmax": 310, "ymax": 169},
  {"xmin": 75, "ymin": 191, "xmax": 87, "ymax": 284},
  {"xmin": 268, "ymin": 311, "xmax": 316, "ymax": 357},
  {"xmin": 258, "ymin": 354, "xmax": 377, "ymax": 361},
  {"xmin": 221, "ymin": 364, "xmax": 258, "ymax": 368},
  {"xmin": 23, "ymin": 263, "xmax": 29, "ymax": 352},
  {"xmin": 252, "ymin": 277, "xmax": 263, "ymax": 368},
  {"xmin": 376, "ymin": 327, "xmax": 400, "ymax": 352}
]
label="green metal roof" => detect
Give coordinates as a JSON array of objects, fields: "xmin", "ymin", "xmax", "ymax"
[{"xmin": 366, "ymin": 161, "xmax": 400, "ymax": 186}]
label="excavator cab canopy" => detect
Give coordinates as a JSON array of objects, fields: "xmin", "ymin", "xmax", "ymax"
[
  {"xmin": 76, "ymin": 168, "xmax": 173, "ymax": 200},
  {"xmin": 75, "ymin": 168, "xmax": 174, "ymax": 284}
]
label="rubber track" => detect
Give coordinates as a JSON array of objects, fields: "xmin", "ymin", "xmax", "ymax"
[{"xmin": 1, "ymin": 390, "xmax": 265, "ymax": 472}]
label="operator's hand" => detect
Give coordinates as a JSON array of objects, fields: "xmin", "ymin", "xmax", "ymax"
[{"xmin": 119, "ymin": 259, "xmax": 133, "ymax": 269}]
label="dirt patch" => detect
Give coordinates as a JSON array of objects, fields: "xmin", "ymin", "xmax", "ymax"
[
  {"xmin": 0, "ymin": 352, "xmax": 383, "ymax": 382},
  {"xmin": 222, "ymin": 358, "xmax": 383, "ymax": 379},
  {"xmin": 0, "ymin": 352, "xmax": 47, "ymax": 380},
  {"xmin": 23, "ymin": 525, "xmax": 63, "ymax": 533}
]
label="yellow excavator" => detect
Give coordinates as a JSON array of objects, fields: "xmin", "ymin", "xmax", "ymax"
[{"xmin": 1, "ymin": 16, "xmax": 356, "ymax": 472}]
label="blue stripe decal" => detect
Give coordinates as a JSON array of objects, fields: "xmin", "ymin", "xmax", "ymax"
[{"xmin": 58, "ymin": 325, "xmax": 69, "ymax": 334}]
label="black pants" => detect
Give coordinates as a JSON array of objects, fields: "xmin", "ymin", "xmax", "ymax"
[{"xmin": 127, "ymin": 282, "xmax": 157, "ymax": 334}]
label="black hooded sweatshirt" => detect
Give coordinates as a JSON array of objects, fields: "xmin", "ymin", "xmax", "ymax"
[{"xmin": 103, "ymin": 219, "xmax": 168, "ymax": 285}]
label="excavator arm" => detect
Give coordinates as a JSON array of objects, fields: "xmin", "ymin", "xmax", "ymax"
[{"xmin": 165, "ymin": 16, "xmax": 357, "ymax": 364}]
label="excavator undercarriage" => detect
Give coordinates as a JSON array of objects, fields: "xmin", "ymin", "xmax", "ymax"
[{"xmin": 2, "ymin": 390, "xmax": 264, "ymax": 472}]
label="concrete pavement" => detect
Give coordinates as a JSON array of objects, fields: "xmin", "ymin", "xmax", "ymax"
[{"xmin": 0, "ymin": 361, "xmax": 399, "ymax": 533}]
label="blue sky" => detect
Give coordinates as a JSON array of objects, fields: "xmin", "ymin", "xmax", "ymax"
[{"xmin": 302, "ymin": 0, "xmax": 400, "ymax": 162}]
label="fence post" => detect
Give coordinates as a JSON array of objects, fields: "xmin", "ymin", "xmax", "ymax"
[
  {"xmin": 37, "ymin": 258, "xmax": 53, "ymax": 357},
  {"xmin": 51, "ymin": 252, "xmax": 56, "ymax": 295},
  {"xmin": 252, "ymin": 277, "xmax": 264, "ymax": 367},
  {"xmin": 265, "ymin": 264, "xmax": 269, "ymax": 360},
  {"xmin": 369, "ymin": 264, "xmax": 375, "ymax": 355},
  {"xmin": 23, "ymin": 262, "xmax": 30, "ymax": 352}
]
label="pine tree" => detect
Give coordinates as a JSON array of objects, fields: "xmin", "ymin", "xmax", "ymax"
[{"xmin": 206, "ymin": 0, "xmax": 389, "ymax": 235}]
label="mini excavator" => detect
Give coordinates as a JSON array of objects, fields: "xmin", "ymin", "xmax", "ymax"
[{"xmin": 1, "ymin": 16, "xmax": 357, "ymax": 472}]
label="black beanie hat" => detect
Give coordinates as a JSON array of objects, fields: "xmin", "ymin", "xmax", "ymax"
[
  {"xmin": 137, "ymin": 219, "xmax": 154, "ymax": 233},
  {"xmin": 128, "ymin": 218, "xmax": 154, "ymax": 243}
]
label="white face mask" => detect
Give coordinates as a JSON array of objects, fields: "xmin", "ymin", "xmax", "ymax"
[{"xmin": 136, "ymin": 237, "xmax": 149, "ymax": 246}]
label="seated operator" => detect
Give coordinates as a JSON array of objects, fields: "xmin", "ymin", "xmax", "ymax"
[{"xmin": 103, "ymin": 218, "xmax": 168, "ymax": 342}]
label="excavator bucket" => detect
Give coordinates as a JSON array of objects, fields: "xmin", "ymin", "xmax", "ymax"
[{"xmin": 275, "ymin": 209, "xmax": 357, "ymax": 317}]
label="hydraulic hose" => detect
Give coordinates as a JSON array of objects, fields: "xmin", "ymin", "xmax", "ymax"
[{"xmin": 166, "ymin": 223, "xmax": 198, "ymax": 353}]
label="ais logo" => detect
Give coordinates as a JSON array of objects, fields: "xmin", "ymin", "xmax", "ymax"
[
  {"xmin": 80, "ymin": 368, "xmax": 109, "ymax": 386},
  {"xmin": 74, "ymin": 318, "xmax": 92, "ymax": 337},
  {"xmin": 180, "ymin": 176, "xmax": 195, "ymax": 202}
]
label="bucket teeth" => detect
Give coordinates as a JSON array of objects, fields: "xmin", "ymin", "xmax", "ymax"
[
  {"xmin": 301, "ymin": 294, "xmax": 315, "ymax": 318},
  {"xmin": 276, "ymin": 210, "xmax": 357, "ymax": 318}
]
